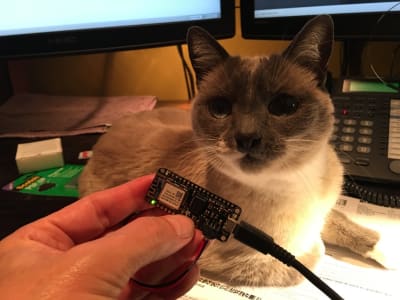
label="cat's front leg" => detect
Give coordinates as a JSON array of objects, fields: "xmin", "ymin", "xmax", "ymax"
[{"xmin": 322, "ymin": 209, "xmax": 400, "ymax": 269}]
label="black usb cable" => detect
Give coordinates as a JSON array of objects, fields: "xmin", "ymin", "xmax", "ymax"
[{"xmin": 233, "ymin": 221, "xmax": 344, "ymax": 300}]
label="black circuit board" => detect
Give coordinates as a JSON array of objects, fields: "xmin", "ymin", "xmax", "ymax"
[{"xmin": 145, "ymin": 168, "xmax": 242, "ymax": 241}]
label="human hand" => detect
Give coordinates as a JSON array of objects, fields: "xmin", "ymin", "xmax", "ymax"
[{"xmin": 0, "ymin": 174, "xmax": 204, "ymax": 300}]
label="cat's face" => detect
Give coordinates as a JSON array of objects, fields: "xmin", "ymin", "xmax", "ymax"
[{"xmin": 188, "ymin": 16, "xmax": 335, "ymax": 174}]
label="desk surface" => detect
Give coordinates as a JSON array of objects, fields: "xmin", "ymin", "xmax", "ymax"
[{"xmin": 0, "ymin": 134, "xmax": 100, "ymax": 238}]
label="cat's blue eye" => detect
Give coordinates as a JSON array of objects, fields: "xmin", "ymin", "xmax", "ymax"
[
  {"xmin": 268, "ymin": 94, "xmax": 299, "ymax": 116},
  {"xmin": 208, "ymin": 98, "xmax": 232, "ymax": 119}
]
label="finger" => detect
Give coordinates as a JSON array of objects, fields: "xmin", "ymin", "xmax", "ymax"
[
  {"xmin": 27, "ymin": 174, "xmax": 155, "ymax": 245},
  {"xmin": 133, "ymin": 230, "xmax": 204, "ymax": 286},
  {"xmin": 76, "ymin": 214, "xmax": 197, "ymax": 286}
]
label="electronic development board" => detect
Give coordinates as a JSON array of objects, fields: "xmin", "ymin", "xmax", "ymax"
[{"xmin": 146, "ymin": 168, "xmax": 242, "ymax": 241}]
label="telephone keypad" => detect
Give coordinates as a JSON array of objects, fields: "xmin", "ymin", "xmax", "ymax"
[
  {"xmin": 333, "ymin": 113, "xmax": 375, "ymax": 162},
  {"xmin": 331, "ymin": 94, "xmax": 385, "ymax": 168}
]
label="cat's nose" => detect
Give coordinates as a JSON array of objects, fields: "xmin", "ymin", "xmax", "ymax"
[{"xmin": 235, "ymin": 133, "xmax": 262, "ymax": 153}]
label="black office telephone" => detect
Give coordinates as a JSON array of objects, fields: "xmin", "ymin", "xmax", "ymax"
[{"xmin": 330, "ymin": 78, "xmax": 400, "ymax": 207}]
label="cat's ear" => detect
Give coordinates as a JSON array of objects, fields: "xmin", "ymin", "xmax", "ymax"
[
  {"xmin": 187, "ymin": 26, "xmax": 229, "ymax": 84},
  {"xmin": 282, "ymin": 15, "xmax": 333, "ymax": 86}
]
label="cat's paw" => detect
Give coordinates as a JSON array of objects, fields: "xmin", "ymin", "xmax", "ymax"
[{"xmin": 366, "ymin": 232, "xmax": 400, "ymax": 269}]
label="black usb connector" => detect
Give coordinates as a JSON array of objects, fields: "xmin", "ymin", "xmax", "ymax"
[{"xmin": 233, "ymin": 221, "xmax": 344, "ymax": 300}]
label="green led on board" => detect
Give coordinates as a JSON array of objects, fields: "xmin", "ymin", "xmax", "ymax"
[{"xmin": 150, "ymin": 199, "xmax": 158, "ymax": 205}]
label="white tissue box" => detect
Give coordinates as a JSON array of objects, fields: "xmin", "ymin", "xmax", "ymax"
[{"xmin": 16, "ymin": 138, "xmax": 64, "ymax": 174}]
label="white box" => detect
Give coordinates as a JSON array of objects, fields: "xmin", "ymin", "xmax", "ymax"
[{"xmin": 16, "ymin": 138, "xmax": 64, "ymax": 174}]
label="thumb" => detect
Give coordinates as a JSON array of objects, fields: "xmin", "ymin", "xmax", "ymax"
[{"xmin": 81, "ymin": 214, "xmax": 196, "ymax": 282}]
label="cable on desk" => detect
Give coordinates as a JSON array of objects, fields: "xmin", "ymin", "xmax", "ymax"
[
  {"xmin": 177, "ymin": 44, "xmax": 196, "ymax": 100},
  {"xmin": 233, "ymin": 221, "xmax": 344, "ymax": 300}
]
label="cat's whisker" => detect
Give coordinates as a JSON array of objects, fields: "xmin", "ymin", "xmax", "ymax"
[
  {"xmin": 285, "ymin": 138, "xmax": 319, "ymax": 143},
  {"xmin": 284, "ymin": 146, "xmax": 313, "ymax": 154},
  {"xmin": 294, "ymin": 169, "xmax": 317, "ymax": 201},
  {"xmin": 175, "ymin": 145, "xmax": 223, "ymax": 170}
]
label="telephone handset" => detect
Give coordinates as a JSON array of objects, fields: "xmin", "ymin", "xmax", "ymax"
[{"xmin": 330, "ymin": 79, "xmax": 400, "ymax": 207}]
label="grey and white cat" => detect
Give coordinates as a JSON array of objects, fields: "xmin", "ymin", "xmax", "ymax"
[{"xmin": 79, "ymin": 16, "xmax": 393, "ymax": 286}]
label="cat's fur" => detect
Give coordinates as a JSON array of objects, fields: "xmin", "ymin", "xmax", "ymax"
[{"xmin": 79, "ymin": 16, "xmax": 390, "ymax": 286}]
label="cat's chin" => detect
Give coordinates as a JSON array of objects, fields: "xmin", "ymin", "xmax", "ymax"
[
  {"xmin": 239, "ymin": 154, "xmax": 269, "ymax": 173},
  {"xmin": 219, "ymin": 152, "xmax": 269, "ymax": 174}
]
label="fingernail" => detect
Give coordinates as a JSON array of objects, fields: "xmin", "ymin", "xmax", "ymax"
[{"xmin": 164, "ymin": 215, "xmax": 194, "ymax": 239}]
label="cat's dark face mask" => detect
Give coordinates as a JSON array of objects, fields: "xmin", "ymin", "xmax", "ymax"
[
  {"xmin": 191, "ymin": 57, "xmax": 333, "ymax": 173},
  {"xmin": 187, "ymin": 16, "xmax": 335, "ymax": 174}
]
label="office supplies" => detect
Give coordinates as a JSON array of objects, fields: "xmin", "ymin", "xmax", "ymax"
[
  {"xmin": 2, "ymin": 164, "xmax": 83, "ymax": 197},
  {"xmin": 15, "ymin": 138, "xmax": 64, "ymax": 173}
]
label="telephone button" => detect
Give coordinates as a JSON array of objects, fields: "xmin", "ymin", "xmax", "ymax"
[
  {"xmin": 354, "ymin": 159, "xmax": 370, "ymax": 166},
  {"xmin": 359, "ymin": 128, "xmax": 373, "ymax": 135},
  {"xmin": 341, "ymin": 135, "xmax": 354, "ymax": 142},
  {"xmin": 358, "ymin": 136, "xmax": 372, "ymax": 144},
  {"xmin": 342, "ymin": 127, "xmax": 356, "ymax": 134},
  {"xmin": 360, "ymin": 120, "xmax": 374, "ymax": 127},
  {"xmin": 339, "ymin": 156, "xmax": 351, "ymax": 164},
  {"xmin": 356, "ymin": 146, "xmax": 371, "ymax": 154},
  {"xmin": 389, "ymin": 160, "xmax": 400, "ymax": 174},
  {"xmin": 339, "ymin": 144, "xmax": 353, "ymax": 152},
  {"xmin": 343, "ymin": 119, "xmax": 357, "ymax": 125}
]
